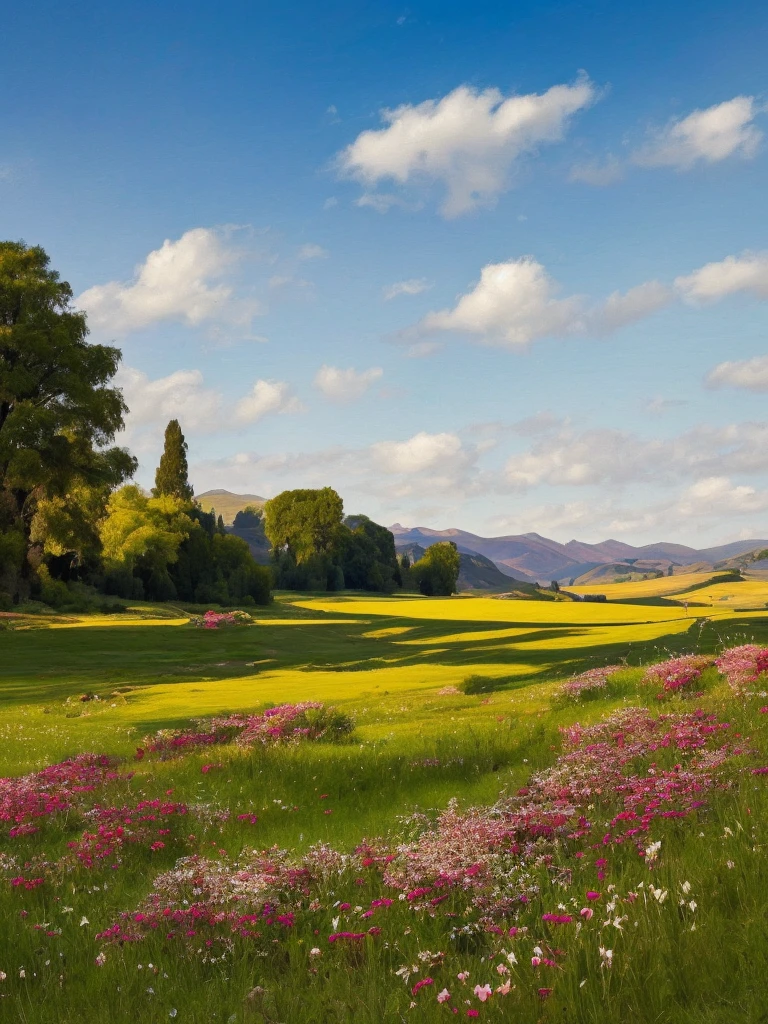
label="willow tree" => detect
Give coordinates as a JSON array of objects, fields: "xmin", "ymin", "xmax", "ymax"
[{"xmin": 0, "ymin": 241, "xmax": 135, "ymax": 599}]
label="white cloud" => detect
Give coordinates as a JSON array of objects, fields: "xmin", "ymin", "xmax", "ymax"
[
  {"xmin": 383, "ymin": 278, "xmax": 430, "ymax": 300},
  {"xmin": 354, "ymin": 192, "xmax": 420, "ymax": 213},
  {"xmin": 298, "ymin": 243, "xmax": 329, "ymax": 261},
  {"xmin": 405, "ymin": 340, "xmax": 443, "ymax": 358},
  {"xmin": 675, "ymin": 476, "xmax": 768, "ymax": 517},
  {"xmin": 418, "ymin": 257, "xmax": 671, "ymax": 348},
  {"xmin": 675, "ymin": 252, "xmax": 768, "ymax": 303},
  {"xmin": 339, "ymin": 77, "xmax": 596, "ymax": 217},
  {"xmin": 117, "ymin": 366, "xmax": 223, "ymax": 435},
  {"xmin": 502, "ymin": 421, "xmax": 768, "ymax": 491},
  {"xmin": 633, "ymin": 96, "xmax": 762, "ymax": 169},
  {"xmin": 421, "ymin": 258, "xmax": 584, "ymax": 347},
  {"xmin": 591, "ymin": 280, "xmax": 673, "ymax": 333},
  {"xmin": 371, "ymin": 431, "xmax": 464, "ymax": 474},
  {"xmin": 234, "ymin": 380, "xmax": 305, "ymax": 425},
  {"xmin": 78, "ymin": 227, "xmax": 262, "ymax": 336},
  {"xmin": 313, "ymin": 365, "xmax": 383, "ymax": 402},
  {"xmin": 706, "ymin": 355, "xmax": 768, "ymax": 392}
]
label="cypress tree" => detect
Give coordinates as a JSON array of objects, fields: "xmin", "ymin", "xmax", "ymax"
[{"xmin": 153, "ymin": 420, "xmax": 194, "ymax": 500}]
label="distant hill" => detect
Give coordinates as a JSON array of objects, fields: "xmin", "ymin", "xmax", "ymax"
[
  {"xmin": 390, "ymin": 524, "xmax": 768, "ymax": 585},
  {"xmin": 196, "ymin": 489, "xmax": 265, "ymax": 525}
]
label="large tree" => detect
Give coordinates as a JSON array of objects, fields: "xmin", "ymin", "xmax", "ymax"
[
  {"xmin": 263, "ymin": 487, "xmax": 344, "ymax": 564},
  {"xmin": 153, "ymin": 419, "xmax": 194, "ymax": 500},
  {"xmin": 0, "ymin": 242, "xmax": 135, "ymax": 599},
  {"xmin": 411, "ymin": 541, "xmax": 460, "ymax": 596}
]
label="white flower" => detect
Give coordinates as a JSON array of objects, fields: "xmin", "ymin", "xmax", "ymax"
[
  {"xmin": 688, "ymin": 901, "xmax": 697, "ymax": 913},
  {"xmin": 79, "ymin": 916, "xmax": 89, "ymax": 927},
  {"xmin": 309, "ymin": 947, "xmax": 321, "ymax": 957},
  {"xmin": 169, "ymin": 1012, "xmax": 178, "ymax": 1020},
  {"xmin": 681, "ymin": 881, "xmax": 691, "ymax": 895}
]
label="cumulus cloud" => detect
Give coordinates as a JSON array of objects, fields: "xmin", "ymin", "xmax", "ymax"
[
  {"xmin": 313, "ymin": 365, "xmax": 383, "ymax": 402},
  {"xmin": 234, "ymin": 380, "xmax": 305, "ymax": 425},
  {"xmin": 502, "ymin": 421, "xmax": 768, "ymax": 491},
  {"xmin": 78, "ymin": 227, "xmax": 262, "ymax": 336},
  {"xmin": 633, "ymin": 96, "xmax": 762, "ymax": 170},
  {"xmin": 339, "ymin": 77, "xmax": 596, "ymax": 217},
  {"xmin": 383, "ymin": 278, "xmax": 430, "ymax": 300},
  {"xmin": 418, "ymin": 257, "xmax": 671, "ymax": 348},
  {"xmin": 706, "ymin": 355, "xmax": 768, "ymax": 392},
  {"xmin": 675, "ymin": 252, "xmax": 768, "ymax": 303},
  {"xmin": 371, "ymin": 431, "xmax": 464, "ymax": 474},
  {"xmin": 117, "ymin": 366, "xmax": 223, "ymax": 434}
]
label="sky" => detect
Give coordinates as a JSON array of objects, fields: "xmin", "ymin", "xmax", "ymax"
[{"xmin": 5, "ymin": 0, "xmax": 768, "ymax": 546}]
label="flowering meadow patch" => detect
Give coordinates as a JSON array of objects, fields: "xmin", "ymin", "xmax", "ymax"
[
  {"xmin": 188, "ymin": 610, "xmax": 253, "ymax": 629},
  {"xmin": 557, "ymin": 666, "xmax": 623, "ymax": 701},
  {"xmin": 2, "ymin": 638, "xmax": 768, "ymax": 1022},
  {"xmin": 641, "ymin": 655, "xmax": 713, "ymax": 695},
  {"xmin": 715, "ymin": 644, "xmax": 768, "ymax": 692},
  {"xmin": 141, "ymin": 703, "xmax": 354, "ymax": 757}
]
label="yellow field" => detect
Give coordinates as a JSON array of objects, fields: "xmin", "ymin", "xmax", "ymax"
[
  {"xmin": 571, "ymin": 570, "xmax": 729, "ymax": 600},
  {"xmin": 296, "ymin": 594, "xmax": 693, "ymax": 624}
]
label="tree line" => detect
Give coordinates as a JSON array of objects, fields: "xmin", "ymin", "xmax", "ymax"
[{"xmin": 0, "ymin": 241, "xmax": 459, "ymax": 609}]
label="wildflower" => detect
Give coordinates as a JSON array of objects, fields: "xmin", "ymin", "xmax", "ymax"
[
  {"xmin": 309, "ymin": 947, "xmax": 321, "ymax": 957},
  {"xmin": 538, "ymin": 989, "xmax": 552, "ymax": 999},
  {"xmin": 457, "ymin": 972, "xmax": 470, "ymax": 982},
  {"xmin": 79, "ymin": 916, "xmax": 89, "ymax": 927},
  {"xmin": 496, "ymin": 964, "xmax": 509, "ymax": 976},
  {"xmin": 437, "ymin": 989, "xmax": 451, "ymax": 1003},
  {"xmin": 169, "ymin": 1012, "xmax": 178, "ymax": 1020},
  {"xmin": 496, "ymin": 980, "xmax": 511, "ymax": 995},
  {"xmin": 586, "ymin": 891, "xmax": 601, "ymax": 901},
  {"xmin": 95, "ymin": 953, "xmax": 106, "ymax": 967},
  {"xmin": 412, "ymin": 978, "xmax": 434, "ymax": 995},
  {"xmin": 474, "ymin": 984, "xmax": 492, "ymax": 1002},
  {"xmin": 599, "ymin": 947, "xmax": 613, "ymax": 968},
  {"xmin": 467, "ymin": 1012, "xmax": 479, "ymax": 1019},
  {"xmin": 0, "ymin": 972, "xmax": 6, "ymax": 981},
  {"xmin": 580, "ymin": 907, "xmax": 594, "ymax": 920}
]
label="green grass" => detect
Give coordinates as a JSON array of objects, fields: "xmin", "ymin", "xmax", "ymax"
[{"xmin": 1, "ymin": 593, "xmax": 768, "ymax": 1021}]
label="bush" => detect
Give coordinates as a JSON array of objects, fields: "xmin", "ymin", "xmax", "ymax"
[{"xmin": 460, "ymin": 674, "xmax": 511, "ymax": 695}]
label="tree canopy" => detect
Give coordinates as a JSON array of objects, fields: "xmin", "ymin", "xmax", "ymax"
[
  {"xmin": 411, "ymin": 541, "xmax": 460, "ymax": 596},
  {"xmin": 0, "ymin": 241, "xmax": 135, "ymax": 600}
]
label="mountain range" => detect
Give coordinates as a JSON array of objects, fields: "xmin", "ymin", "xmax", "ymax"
[{"xmin": 389, "ymin": 524, "xmax": 768, "ymax": 585}]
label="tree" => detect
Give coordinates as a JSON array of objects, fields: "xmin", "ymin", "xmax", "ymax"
[
  {"xmin": 0, "ymin": 241, "xmax": 135, "ymax": 600},
  {"xmin": 411, "ymin": 541, "xmax": 460, "ymax": 597},
  {"xmin": 341, "ymin": 515, "xmax": 401, "ymax": 592},
  {"xmin": 153, "ymin": 420, "xmax": 194, "ymax": 501},
  {"xmin": 263, "ymin": 488, "xmax": 344, "ymax": 563},
  {"xmin": 99, "ymin": 485, "xmax": 194, "ymax": 599}
]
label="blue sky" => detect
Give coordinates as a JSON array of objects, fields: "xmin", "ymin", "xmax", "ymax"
[{"xmin": 5, "ymin": 0, "xmax": 768, "ymax": 545}]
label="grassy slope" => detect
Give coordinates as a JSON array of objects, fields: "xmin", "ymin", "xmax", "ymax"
[{"xmin": 1, "ymin": 595, "xmax": 768, "ymax": 1021}]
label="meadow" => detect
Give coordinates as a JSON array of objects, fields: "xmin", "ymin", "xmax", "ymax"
[{"xmin": 2, "ymin": 585, "xmax": 768, "ymax": 1023}]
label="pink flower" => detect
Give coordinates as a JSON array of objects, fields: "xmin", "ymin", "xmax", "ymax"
[
  {"xmin": 531, "ymin": 957, "xmax": 542, "ymax": 967},
  {"xmin": 412, "ymin": 978, "xmax": 433, "ymax": 995},
  {"xmin": 580, "ymin": 907, "xmax": 594, "ymax": 920},
  {"xmin": 586, "ymin": 891, "xmax": 601, "ymax": 901},
  {"xmin": 466, "ymin": 1012, "xmax": 479, "ymax": 1019},
  {"xmin": 437, "ymin": 988, "xmax": 451, "ymax": 1003},
  {"xmin": 474, "ymin": 984, "xmax": 492, "ymax": 1002},
  {"xmin": 457, "ymin": 972, "xmax": 470, "ymax": 982}
]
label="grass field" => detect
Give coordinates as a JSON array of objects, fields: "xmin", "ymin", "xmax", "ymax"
[{"xmin": 1, "ymin": 592, "xmax": 768, "ymax": 1022}]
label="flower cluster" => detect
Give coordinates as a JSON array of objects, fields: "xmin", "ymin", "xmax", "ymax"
[
  {"xmin": 642, "ymin": 655, "xmax": 712, "ymax": 695},
  {"xmin": 715, "ymin": 644, "xmax": 768, "ymax": 692},
  {"xmin": 141, "ymin": 703, "xmax": 353, "ymax": 758},
  {"xmin": 0, "ymin": 755, "xmax": 126, "ymax": 837},
  {"xmin": 189, "ymin": 610, "xmax": 252, "ymax": 629},
  {"xmin": 557, "ymin": 665, "xmax": 622, "ymax": 700}
]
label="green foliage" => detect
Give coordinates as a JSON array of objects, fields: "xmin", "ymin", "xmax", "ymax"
[
  {"xmin": 460, "ymin": 673, "xmax": 516, "ymax": 694},
  {"xmin": 340, "ymin": 514, "xmax": 402, "ymax": 592},
  {"xmin": 0, "ymin": 241, "xmax": 136, "ymax": 599},
  {"xmin": 264, "ymin": 487, "xmax": 344, "ymax": 563},
  {"xmin": 152, "ymin": 420, "xmax": 194, "ymax": 500},
  {"xmin": 411, "ymin": 540, "xmax": 460, "ymax": 596}
]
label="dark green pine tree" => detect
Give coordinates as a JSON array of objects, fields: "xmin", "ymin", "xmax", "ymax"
[{"xmin": 153, "ymin": 419, "xmax": 194, "ymax": 500}]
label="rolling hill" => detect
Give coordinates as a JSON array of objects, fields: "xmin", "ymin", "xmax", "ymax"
[{"xmin": 195, "ymin": 489, "xmax": 265, "ymax": 524}]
